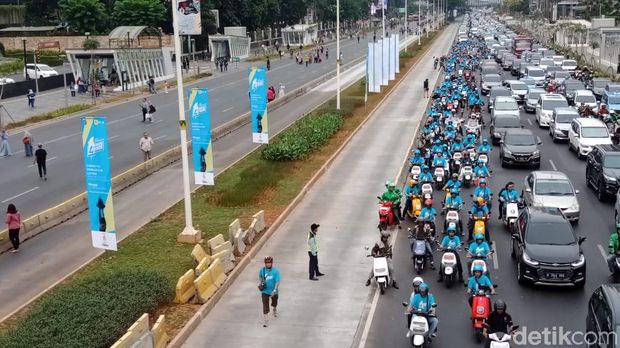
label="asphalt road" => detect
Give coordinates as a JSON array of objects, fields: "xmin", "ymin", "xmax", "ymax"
[
  {"xmin": 363, "ymin": 37, "xmax": 614, "ymax": 347},
  {"xmin": 0, "ymin": 33, "xmax": 378, "ymax": 217}
]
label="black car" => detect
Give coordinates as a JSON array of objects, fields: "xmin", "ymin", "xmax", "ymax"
[
  {"xmin": 562, "ymin": 79, "xmax": 586, "ymax": 105},
  {"xmin": 587, "ymin": 284, "xmax": 620, "ymax": 348},
  {"xmin": 490, "ymin": 114, "xmax": 522, "ymax": 145},
  {"xmin": 586, "ymin": 144, "xmax": 620, "ymax": 201},
  {"xmin": 499, "ymin": 129, "xmax": 541, "ymax": 168},
  {"xmin": 511, "ymin": 206, "xmax": 586, "ymax": 287}
]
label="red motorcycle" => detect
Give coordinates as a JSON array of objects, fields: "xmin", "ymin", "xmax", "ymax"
[
  {"xmin": 470, "ymin": 285, "xmax": 493, "ymax": 342},
  {"xmin": 377, "ymin": 199, "xmax": 395, "ymax": 231}
]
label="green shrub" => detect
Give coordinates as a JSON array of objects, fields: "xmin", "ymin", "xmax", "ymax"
[
  {"xmin": 0, "ymin": 269, "xmax": 173, "ymax": 348},
  {"xmin": 0, "ymin": 59, "xmax": 23, "ymax": 75},
  {"xmin": 262, "ymin": 112, "xmax": 343, "ymax": 161}
]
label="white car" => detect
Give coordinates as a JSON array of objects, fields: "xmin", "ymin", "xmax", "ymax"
[
  {"xmin": 573, "ymin": 89, "xmax": 599, "ymax": 113},
  {"xmin": 0, "ymin": 77, "xmax": 15, "ymax": 85},
  {"xmin": 561, "ymin": 59, "xmax": 578, "ymax": 72},
  {"xmin": 525, "ymin": 66, "xmax": 546, "ymax": 86},
  {"xmin": 568, "ymin": 118, "xmax": 612, "ymax": 159},
  {"xmin": 536, "ymin": 94, "xmax": 568, "ymax": 127},
  {"xmin": 549, "ymin": 107, "xmax": 579, "ymax": 142},
  {"xmin": 24, "ymin": 63, "xmax": 58, "ymax": 79}
]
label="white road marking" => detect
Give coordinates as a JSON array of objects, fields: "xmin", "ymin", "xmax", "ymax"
[
  {"xmin": 109, "ymin": 156, "xmax": 114, "ymax": 160},
  {"xmin": 148, "ymin": 120, "xmax": 164, "ymax": 126},
  {"xmin": 2, "ymin": 186, "xmax": 40, "ymax": 203},
  {"xmin": 45, "ymin": 132, "xmax": 81, "ymax": 145},
  {"xmin": 492, "ymin": 241, "xmax": 499, "ymax": 270},
  {"xmin": 527, "ymin": 119, "xmax": 533, "ymax": 126},
  {"xmin": 222, "ymin": 106, "xmax": 235, "ymax": 113},
  {"xmin": 108, "ymin": 135, "xmax": 120, "ymax": 141},
  {"xmin": 549, "ymin": 159, "xmax": 557, "ymax": 171},
  {"xmin": 27, "ymin": 156, "xmax": 57, "ymax": 168},
  {"xmin": 108, "ymin": 113, "xmax": 140, "ymax": 124},
  {"xmin": 598, "ymin": 244, "xmax": 609, "ymax": 262},
  {"xmin": 153, "ymin": 135, "xmax": 167, "ymax": 141}
]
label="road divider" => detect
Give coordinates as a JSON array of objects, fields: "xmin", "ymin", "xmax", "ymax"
[{"xmin": 109, "ymin": 313, "xmax": 169, "ymax": 348}]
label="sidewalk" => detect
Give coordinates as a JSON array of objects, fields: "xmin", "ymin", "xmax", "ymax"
[{"xmin": 181, "ymin": 25, "xmax": 457, "ymax": 348}]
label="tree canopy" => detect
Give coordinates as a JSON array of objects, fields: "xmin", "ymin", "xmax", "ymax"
[
  {"xmin": 112, "ymin": 0, "xmax": 167, "ymax": 27},
  {"xmin": 58, "ymin": 0, "xmax": 109, "ymax": 34}
]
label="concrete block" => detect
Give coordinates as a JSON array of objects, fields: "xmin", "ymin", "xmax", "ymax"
[
  {"xmin": 194, "ymin": 256, "xmax": 211, "ymax": 276},
  {"xmin": 211, "ymin": 249, "xmax": 235, "ymax": 273},
  {"xmin": 112, "ymin": 313, "xmax": 152, "ymax": 348},
  {"xmin": 193, "ymin": 269, "xmax": 218, "ymax": 303},
  {"xmin": 252, "ymin": 210, "xmax": 266, "ymax": 234},
  {"xmin": 228, "ymin": 218, "xmax": 241, "ymax": 246},
  {"xmin": 174, "ymin": 269, "xmax": 196, "ymax": 304},
  {"xmin": 190, "ymin": 244, "xmax": 208, "ymax": 265},
  {"xmin": 207, "ymin": 234, "xmax": 226, "ymax": 254},
  {"xmin": 242, "ymin": 227, "xmax": 255, "ymax": 245},
  {"xmin": 207, "ymin": 258, "xmax": 227, "ymax": 288},
  {"xmin": 152, "ymin": 315, "xmax": 169, "ymax": 348},
  {"xmin": 212, "ymin": 241, "xmax": 232, "ymax": 255},
  {"xmin": 232, "ymin": 228, "xmax": 246, "ymax": 257}
]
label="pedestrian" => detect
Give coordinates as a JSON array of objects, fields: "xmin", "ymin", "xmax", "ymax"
[
  {"xmin": 258, "ymin": 256, "xmax": 280, "ymax": 327},
  {"xmin": 26, "ymin": 89, "xmax": 35, "ymax": 108},
  {"xmin": 148, "ymin": 76, "xmax": 156, "ymax": 94},
  {"xmin": 219, "ymin": 59, "xmax": 224, "ymax": 72},
  {"xmin": 33, "ymin": 143, "xmax": 47, "ymax": 179},
  {"xmin": 325, "ymin": 48, "xmax": 329, "ymax": 60},
  {"xmin": 308, "ymin": 223, "xmax": 325, "ymax": 281},
  {"xmin": 266, "ymin": 57, "xmax": 271, "ymax": 71},
  {"xmin": 286, "ymin": 43, "xmax": 290, "ymax": 52},
  {"xmin": 224, "ymin": 59, "xmax": 228, "ymax": 72},
  {"xmin": 373, "ymin": 33, "xmax": 377, "ymax": 42},
  {"xmin": 164, "ymin": 80, "xmax": 169, "ymax": 94},
  {"xmin": 0, "ymin": 128, "xmax": 11, "ymax": 157},
  {"xmin": 6, "ymin": 203, "xmax": 21, "ymax": 253},
  {"xmin": 70, "ymin": 81, "xmax": 76, "ymax": 97},
  {"xmin": 139, "ymin": 132, "xmax": 154, "ymax": 162},
  {"xmin": 339, "ymin": 52, "xmax": 343, "ymax": 63},
  {"xmin": 22, "ymin": 130, "xmax": 33, "ymax": 157},
  {"xmin": 424, "ymin": 78, "xmax": 429, "ymax": 98},
  {"xmin": 139, "ymin": 98, "xmax": 150, "ymax": 122}
]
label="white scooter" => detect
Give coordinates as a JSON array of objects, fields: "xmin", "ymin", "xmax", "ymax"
[
  {"xmin": 411, "ymin": 165, "xmax": 422, "ymax": 181},
  {"xmin": 371, "ymin": 256, "xmax": 390, "ymax": 295},
  {"xmin": 486, "ymin": 325, "xmax": 520, "ymax": 348},
  {"xmin": 478, "ymin": 153, "xmax": 489, "ymax": 166},
  {"xmin": 460, "ymin": 166, "xmax": 474, "ymax": 187},
  {"xmin": 402, "ymin": 304, "xmax": 435, "ymax": 348},
  {"xmin": 421, "ymin": 183, "xmax": 433, "ymax": 200},
  {"xmin": 439, "ymin": 247, "xmax": 459, "ymax": 288},
  {"xmin": 502, "ymin": 199, "xmax": 520, "ymax": 231},
  {"xmin": 433, "ymin": 167, "xmax": 445, "ymax": 190}
]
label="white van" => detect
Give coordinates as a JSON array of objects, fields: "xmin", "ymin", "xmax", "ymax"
[
  {"xmin": 525, "ymin": 66, "xmax": 546, "ymax": 86},
  {"xmin": 24, "ymin": 63, "xmax": 58, "ymax": 79},
  {"xmin": 568, "ymin": 118, "xmax": 612, "ymax": 159},
  {"xmin": 536, "ymin": 94, "xmax": 569, "ymax": 127}
]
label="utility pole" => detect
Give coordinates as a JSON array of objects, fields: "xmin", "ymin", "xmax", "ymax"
[
  {"xmin": 418, "ymin": 0, "xmax": 421, "ymax": 45},
  {"xmin": 405, "ymin": 0, "xmax": 408, "ymax": 51},
  {"xmin": 337, "ymin": 0, "xmax": 340, "ymax": 110}
]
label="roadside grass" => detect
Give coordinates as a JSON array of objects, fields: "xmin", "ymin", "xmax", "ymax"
[
  {"xmin": 0, "ymin": 29, "xmax": 441, "ymax": 347},
  {"xmin": 5, "ymin": 104, "xmax": 92, "ymax": 129}
]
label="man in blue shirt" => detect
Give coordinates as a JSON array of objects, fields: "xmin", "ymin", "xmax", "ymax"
[
  {"xmin": 432, "ymin": 152, "xmax": 448, "ymax": 169},
  {"xmin": 419, "ymin": 166, "xmax": 433, "ymax": 183},
  {"xmin": 473, "ymin": 179, "xmax": 493, "ymax": 204},
  {"xmin": 473, "ymin": 161, "xmax": 491, "ymax": 179},
  {"xmin": 410, "ymin": 149, "xmax": 425, "ymax": 166},
  {"xmin": 478, "ymin": 139, "xmax": 491, "ymax": 154},
  {"xmin": 407, "ymin": 283, "xmax": 439, "ymax": 340},
  {"xmin": 443, "ymin": 187, "xmax": 464, "ymax": 234},
  {"xmin": 498, "ymin": 181, "xmax": 521, "ymax": 220},
  {"xmin": 468, "ymin": 198, "xmax": 490, "ymax": 241},
  {"xmin": 443, "ymin": 173, "xmax": 462, "ymax": 192},
  {"xmin": 467, "ymin": 265, "xmax": 495, "ymax": 307},
  {"xmin": 438, "ymin": 226, "xmax": 464, "ymax": 283},
  {"xmin": 259, "ymin": 256, "xmax": 281, "ymax": 327}
]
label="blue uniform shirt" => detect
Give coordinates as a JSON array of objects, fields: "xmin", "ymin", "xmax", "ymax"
[
  {"xmin": 470, "ymin": 204, "xmax": 489, "ymax": 217},
  {"xmin": 420, "ymin": 207, "xmax": 437, "ymax": 221},
  {"xmin": 420, "ymin": 171, "xmax": 433, "ymax": 182},
  {"xmin": 468, "ymin": 241, "xmax": 491, "ymax": 258},
  {"xmin": 474, "ymin": 165, "xmax": 490, "ymax": 177},
  {"xmin": 468, "ymin": 274, "xmax": 492, "ymax": 292},
  {"xmin": 500, "ymin": 188, "xmax": 520, "ymax": 201},
  {"xmin": 259, "ymin": 267, "xmax": 281, "ymax": 295},
  {"xmin": 405, "ymin": 185, "xmax": 421, "ymax": 196},
  {"xmin": 445, "ymin": 195, "xmax": 464, "ymax": 209},
  {"xmin": 478, "ymin": 144, "xmax": 491, "ymax": 153},
  {"xmin": 474, "ymin": 186, "xmax": 492, "ymax": 201},
  {"xmin": 410, "ymin": 293, "xmax": 437, "ymax": 314},
  {"xmin": 432, "ymin": 156, "xmax": 447, "ymax": 167},
  {"xmin": 441, "ymin": 235, "xmax": 462, "ymax": 249}
]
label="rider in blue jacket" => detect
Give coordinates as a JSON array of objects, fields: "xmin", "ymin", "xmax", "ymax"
[
  {"xmin": 498, "ymin": 181, "xmax": 521, "ymax": 220},
  {"xmin": 404, "ymin": 179, "xmax": 421, "ymax": 218},
  {"xmin": 478, "ymin": 139, "xmax": 491, "ymax": 154},
  {"xmin": 473, "ymin": 161, "xmax": 491, "ymax": 178},
  {"xmin": 407, "ymin": 283, "xmax": 439, "ymax": 339},
  {"xmin": 419, "ymin": 199, "xmax": 437, "ymax": 236},
  {"xmin": 419, "ymin": 166, "xmax": 434, "ymax": 183},
  {"xmin": 467, "ymin": 265, "xmax": 495, "ymax": 307},
  {"xmin": 463, "ymin": 132, "xmax": 477, "ymax": 148},
  {"xmin": 431, "ymin": 139, "xmax": 444, "ymax": 154},
  {"xmin": 451, "ymin": 138, "xmax": 463, "ymax": 153},
  {"xmin": 432, "ymin": 152, "xmax": 448, "ymax": 169},
  {"xmin": 410, "ymin": 149, "xmax": 425, "ymax": 166},
  {"xmin": 443, "ymin": 173, "xmax": 462, "ymax": 192},
  {"xmin": 439, "ymin": 226, "xmax": 464, "ymax": 282},
  {"xmin": 468, "ymin": 198, "xmax": 490, "ymax": 241},
  {"xmin": 443, "ymin": 187, "xmax": 464, "ymax": 234},
  {"xmin": 473, "ymin": 179, "xmax": 493, "ymax": 203}
]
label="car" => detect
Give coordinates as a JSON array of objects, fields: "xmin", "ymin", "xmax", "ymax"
[
  {"xmin": 529, "ymin": 53, "xmax": 542, "ymax": 66},
  {"xmin": 573, "ymin": 89, "xmax": 598, "ymax": 113},
  {"xmin": 490, "ymin": 114, "xmax": 522, "ymax": 145},
  {"xmin": 525, "ymin": 66, "xmax": 546, "ymax": 86},
  {"xmin": 561, "ymin": 59, "xmax": 578, "ymax": 72},
  {"xmin": 523, "ymin": 171, "xmax": 581, "ymax": 222},
  {"xmin": 586, "ymin": 145, "xmax": 620, "ymax": 201},
  {"xmin": 549, "ymin": 107, "xmax": 579, "ymax": 142},
  {"xmin": 491, "ymin": 95, "xmax": 519, "ymax": 118},
  {"xmin": 501, "ymin": 54, "xmax": 516, "ymax": 70},
  {"xmin": 552, "ymin": 55, "xmax": 566, "ymax": 66},
  {"xmin": 519, "ymin": 77, "xmax": 537, "ymax": 89},
  {"xmin": 510, "ymin": 58, "xmax": 522, "ymax": 76},
  {"xmin": 562, "ymin": 79, "xmax": 586, "ymax": 105},
  {"xmin": 606, "ymin": 84, "xmax": 620, "ymax": 94},
  {"xmin": 545, "ymin": 66, "xmax": 563, "ymax": 75},
  {"xmin": 24, "ymin": 63, "xmax": 59, "ymax": 79},
  {"xmin": 568, "ymin": 118, "xmax": 613, "ymax": 159},
  {"xmin": 602, "ymin": 91, "xmax": 620, "ymax": 114},
  {"xmin": 587, "ymin": 284, "xmax": 620, "ymax": 345},
  {"xmin": 524, "ymin": 87, "xmax": 545, "ymax": 113},
  {"xmin": 590, "ymin": 78, "xmax": 612, "ymax": 100},
  {"xmin": 500, "ymin": 129, "xmax": 541, "ymax": 168},
  {"xmin": 481, "ymin": 73, "xmax": 503, "ymax": 95},
  {"xmin": 536, "ymin": 94, "xmax": 569, "ymax": 127},
  {"xmin": 506, "ymin": 80, "xmax": 528, "ymax": 104},
  {"xmin": 550, "ymin": 70, "xmax": 570, "ymax": 84},
  {"xmin": 487, "ymin": 87, "xmax": 513, "ymax": 112},
  {"xmin": 539, "ymin": 57, "xmax": 555, "ymax": 70},
  {"xmin": 511, "ymin": 206, "xmax": 586, "ymax": 287},
  {"xmin": 0, "ymin": 77, "xmax": 15, "ymax": 85}
]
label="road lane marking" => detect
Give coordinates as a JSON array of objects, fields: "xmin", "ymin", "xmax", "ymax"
[
  {"xmin": 2, "ymin": 187, "xmax": 40, "ymax": 203},
  {"xmin": 492, "ymin": 241, "xmax": 499, "ymax": 270},
  {"xmin": 109, "ymin": 156, "xmax": 114, "ymax": 160},
  {"xmin": 27, "ymin": 156, "xmax": 57, "ymax": 168},
  {"xmin": 222, "ymin": 106, "xmax": 234, "ymax": 113},
  {"xmin": 549, "ymin": 159, "xmax": 557, "ymax": 171},
  {"xmin": 109, "ymin": 135, "xmax": 120, "ymax": 141},
  {"xmin": 598, "ymin": 244, "xmax": 608, "ymax": 262},
  {"xmin": 45, "ymin": 132, "xmax": 81, "ymax": 145},
  {"xmin": 153, "ymin": 135, "xmax": 167, "ymax": 141},
  {"xmin": 527, "ymin": 119, "xmax": 533, "ymax": 125},
  {"xmin": 147, "ymin": 120, "xmax": 164, "ymax": 126},
  {"xmin": 108, "ymin": 113, "xmax": 140, "ymax": 124}
]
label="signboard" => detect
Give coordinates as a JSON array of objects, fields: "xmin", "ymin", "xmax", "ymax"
[
  {"xmin": 37, "ymin": 41, "xmax": 60, "ymax": 50},
  {"xmin": 388, "ymin": 35, "xmax": 396, "ymax": 80},
  {"xmin": 395, "ymin": 34, "xmax": 400, "ymax": 74},
  {"xmin": 232, "ymin": 56, "xmax": 241, "ymax": 63},
  {"xmin": 81, "ymin": 116, "xmax": 117, "ymax": 251},
  {"xmin": 189, "ymin": 88, "xmax": 214, "ymax": 185},
  {"xmin": 177, "ymin": 0, "xmax": 202, "ymax": 35},
  {"xmin": 249, "ymin": 67, "xmax": 269, "ymax": 144},
  {"xmin": 381, "ymin": 39, "xmax": 388, "ymax": 85},
  {"xmin": 398, "ymin": 7, "xmax": 406, "ymax": 13},
  {"xmin": 367, "ymin": 42, "xmax": 379, "ymax": 93}
]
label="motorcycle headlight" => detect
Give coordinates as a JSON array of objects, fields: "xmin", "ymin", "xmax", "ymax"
[
  {"xmin": 523, "ymin": 251, "xmax": 539, "ymax": 266},
  {"xmin": 604, "ymin": 174, "xmax": 617, "ymax": 182},
  {"xmin": 571, "ymin": 254, "xmax": 585, "ymax": 268},
  {"xmin": 533, "ymin": 150, "xmax": 540, "ymax": 157}
]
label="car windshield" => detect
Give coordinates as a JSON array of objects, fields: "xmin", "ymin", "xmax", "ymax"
[
  {"xmin": 593, "ymin": 80, "xmax": 610, "ymax": 88},
  {"xmin": 540, "ymin": 59, "xmax": 554, "ymax": 66},
  {"xmin": 521, "ymin": 78, "xmax": 536, "ymax": 86},
  {"xmin": 565, "ymin": 82, "xmax": 584, "ymax": 91},
  {"xmin": 604, "ymin": 155, "xmax": 620, "ymax": 169},
  {"xmin": 534, "ymin": 179, "xmax": 573, "ymax": 195},
  {"xmin": 525, "ymin": 222, "xmax": 576, "ymax": 245},
  {"xmin": 555, "ymin": 72, "xmax": 570, "ymax": 79},
  {"xmin": 575, "ymin": 94, "xmax": 596, "ymax": 104},
  {"xmin": 581, "ymin": 127, "xmax": 609, "ymax": 138},
  {"xmin": 491, "ymin": 90, "xmax": 512, "ymax": 99},
  {"xmin": 497, "ymin": 117, "xmax": 521, "ymax": 127},
  {"xmin": 543, "ymin": 99, "xmax": 568, "ymax": 110},
  {"xmin": 495, "ymin": 100, "xmax": 518, "ymax": 110},
  {"xmin": 528, "ymin": 91, "xmax": 543, "ymax": 100},
  {"xmin": 528, "ymin": 70, "xmax": 544, "ymax": 77},
  {"xmin": 511, "ymin": 83, "xmax": 527, "ymax": 92},
  {"xmin": 505, "ymin": 134, "xmax": 536, "ymax": 145},
  {"xmin": 485, "ymin": 75, "xmax": 501, "ymax": 82},
  {"xmin": 608, "ymin": 96, "xmax": 620, "ymax": 104},
  {"xmin": 38, "ymin": 65, "xmax": 53, "ymax": 72},
  {"xmin": 555, "ymin": 113, "xmax": 577, "ymax": 123}
]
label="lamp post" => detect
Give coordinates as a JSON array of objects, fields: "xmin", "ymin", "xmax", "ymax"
[
  {"xmin": 336, "ymin": 0, "xmax": 340, "ymax": 110},
  {"xmin": 418, "ymin": 0, "xmax": 421, "ymax": 45},
  {"xmin": 382, "ymin": 0, "xmax": 385, "ymax": 39},
  {"xmin": 171, "ymin": 0, "xmax": 199, "ymax": 242},
  {"xmin": 404, "ymin": 0, "xmax": 408, "ymax": 51},
  {"xmin": 426, "ymin": 0, "xmax": 429, "ymax": 38},
  {"xmin": 21, "ymin": 38, "xmax": 27, "ymax": 79}
]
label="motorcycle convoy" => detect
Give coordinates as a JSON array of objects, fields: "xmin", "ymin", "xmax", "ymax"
[{"xmin": 368, "ymin": 22, "xmax": 519, "ymax": 348}]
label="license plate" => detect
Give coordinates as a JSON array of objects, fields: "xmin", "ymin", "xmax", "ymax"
[{"xmin": 545, "ymin": 272, "xmax": 565, "ymax": 279}]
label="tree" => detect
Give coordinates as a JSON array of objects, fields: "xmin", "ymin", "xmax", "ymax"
[
  {"xmin": 82, "ymin": 38, "xmax": 101, "ymax": 50},
  {"xmin": 278, "ymin": 0, "xmax": 308, "ymax": 25},
  {"xmin": 25, "ymin": 0, "xmax": 60, "ymax": 25},
  {"xmin": 113, "ymin": 0, "xmax": 166, "ymax": 27},
  {"xmin": 58, "ymin": 0, "xmax": 109, "ymax": 34}
]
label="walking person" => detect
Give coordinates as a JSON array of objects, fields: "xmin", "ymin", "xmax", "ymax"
[
  {"xmin": 0, "ymin": 128, "xmax": 11, "ymax": 157},
  {"xmin": 258, "ymin": 256, "xmax": 280, "ymax": 327},
  {"xmin": 325, "ymin": 48, "xmax": 329, "ymax": 60},
  {"xmin": 6, "ymin": 204, "xmax": 21, "ymax": 253},
  {"xmin": 70, "ymin": 82, "xmax": 76, "ymax": 97},
  {"xmin": 164, "ymin": 80, "xmax": 170, "ymax": 94},
  {"xmin": 308, "ymin": 223, "xmax": 325, "ymax": 281},
  {"xmin": 423, "ymin": 78, "xmax": 429, "ymax": 98},
  {"xmin": 139, "ymin": 98, "xmax": 150, "ymax": 122},
  {"xmin": 139, "ymin": 132, "xmax": 154, "ymax": 161},
  {"xmin": 22, "ymin": 130, "xmax": 33, "ymax": 157},
  {"xmin": 34, "ymin": 143, "xmax": 47, "ymax": 180},
  {"xmin": 224, "ymin": 59, "xmax": 228, "ymax": 71},
  {"xmin": 26, "ymin": 89, "xmax": 35, "ymax": 108},
  {"xmin": 219, "ymin": 59, "xmax": 224, "ymax": 72}
]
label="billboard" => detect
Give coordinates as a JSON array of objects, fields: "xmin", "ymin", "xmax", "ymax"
[
  {"xmin": 189, "ymin": 88, "xmax": 214, "ymax": 185},
  {"xmin": 373, "ymin": 41, "xmax": 382, "ymax": 91},
  {"xmin": 81, "ymin": 116, "xmax": 117, "ymax": 251},
  {"xmin": 177, "ymin": 0, "xmax": 202, "ymax": 35},
  {"xmin": 249, "ymin": 67, "xmax": 269, "ymax": 144},
  {"xmin": 388, "ymin": 35, "xmax": 395, "ymax": 80},
  {"xmin": 381, "ymin": 39, "xmax": 388, "ymax": 85}
]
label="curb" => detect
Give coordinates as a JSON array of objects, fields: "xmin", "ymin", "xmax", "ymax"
[{"xmin": 167, "ymin": 33, "xmax": 437, "ymax": 348}]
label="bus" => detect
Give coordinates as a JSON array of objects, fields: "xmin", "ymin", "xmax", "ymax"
[{"xmin": 512, "ymin": 35, "xmax": 533, "ymax": 58}]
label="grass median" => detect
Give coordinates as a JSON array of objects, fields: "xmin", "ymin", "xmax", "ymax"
[{"xmin": 0, "ymin": 29, "xmax": 443, "ymax": 348}]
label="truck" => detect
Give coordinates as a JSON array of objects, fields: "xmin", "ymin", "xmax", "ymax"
[{"xmin": 511, "ymin": 35, "xmax": 533, "ymax": 58}]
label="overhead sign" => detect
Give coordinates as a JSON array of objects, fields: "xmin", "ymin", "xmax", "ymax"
[
  {"xmin": 189, "ymin": 88, "xmax": 214, "ymax": 185},
  {"xmin": 81, "ymin": 116, "xmax": 117, "ymax": 251},
  {"xmin": 249, "ymin": 67, "xmax": 269, "ymax": 144},
  {"xmin": 177, "ymin": 0, "xmax": 202, "ymax": 35}
]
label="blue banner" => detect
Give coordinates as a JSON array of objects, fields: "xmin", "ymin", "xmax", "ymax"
[
  {"xmin": 249, "ymin": 67, "xmax": 269, "ymax": 144},
  {"xmin": 81, "ymin": 116, "xmax": 117, "ymax": 251},
  {"xmin": 189, "ymin": 88, "xmax": 214, "ymax": 185}
]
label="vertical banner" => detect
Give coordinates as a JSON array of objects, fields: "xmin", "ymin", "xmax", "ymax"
[
  {"xmin": 176, "ymin": 0, "xmax": 202, "ymax": 35},
  {"xmin": 373, "ymin": 42, "xmax": 382, "ymax": 90},
  {"xmin": 388, "ymin": 35, "xmax": 396, "ymax": 80},
  {"xmin": 395, "ymin": 34, "xmax": 400, "ymax": 73},
  {"xmin": 81, "ymin": 116, "xmax": 117, "ymax": 251},
  {"xmin": 249, "ymin": 67, "xmax": 269, "ymax": 144},
  {"xmin": 380, "ymin": 39, "xmax": 388, "ymax": 86},
  {"xmin": 367, "ymin": 43, "xmax": 378, "ymax": 93},
  {"xmin": 189, "ymin": 88, "xmax": 214, "ymax": 185}
]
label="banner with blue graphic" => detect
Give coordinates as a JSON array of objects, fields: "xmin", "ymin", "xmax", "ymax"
[
  {"xmin": 388, "ymin": 34, "xmax": 396, "ymax": 80},
  {"xmin": 189, "ymin": 88, "xmax": 215, "ymax": 185},
  {"xmin": 249, "ymin": 67, "xmax": 269, "ymax": 144},
  {"xmin": 81, "ymin": 116, "xmax": 117, "ymax": 251}
]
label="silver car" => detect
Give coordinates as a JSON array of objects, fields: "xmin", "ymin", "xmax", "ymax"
[{"xmin": 523, "ymin": 171, "xmax": 580, "ymax": 222}]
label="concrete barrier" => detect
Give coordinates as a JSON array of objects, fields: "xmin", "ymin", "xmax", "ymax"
[
  {"xmin": 228, "ymin": 219, "xmax": 241, "ymax": 246},
  {"xmin": 110, "ymin": 313, "xmax": 151, "ymax": 348},
  {"xmin": 228, "ymin": 219, "xmax": 245, "ymax": 257},
  {"xmin": 193, "ymin": 268, "xmax": 218, "ymax": 303},
  {"xmin": 152, "ymin": 315, "xmax": 168, "ymax": 348},
  {"xmin": 207, "ymin": 234, "xmax": 226, "ymax": 254},
  {"xmin": 211, "ymin": 249, "xmax": 234, "ymax": 273},
  {"xmin": 195, "ymin": 257, "xmax": 211, "ymax": 276},
  {"xmin": 242, "ymin": 226, "xmax": 255, "ymax": 246},
  {"xmin": 252, "ymin": 210, "xmax": 266, "ymax": 234},
  {"xmin": 190, "ymin": 244, "xmax": 208, "ymax": 266},
  {"xmin": 211, "ymin": 240, "xmax": 232, "ymax": 255},
  {"xmin": 173, "ymin": 269, "xmax": 196, "ymax": 304},
  {"xmin": 207, "ymin": 258, "xmax": 227, "ymax": 288}
]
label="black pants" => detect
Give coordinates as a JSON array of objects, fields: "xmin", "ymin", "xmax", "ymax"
[
  {"xmin": 498, "ymin": 201, "xmax": 504, "ymax": 219},
  {"xmin": 141, "ymin": 108, "xmax": 147, "ymax": 121},
  {"xmin": 37, "ymin": 161, "xmax": 47, "ymax": 178},
  {"xmin": 308, "ymin": 252, "xmax": 320, "ymax": 278},
  {"xmin": 9, "ymin": 228, "xmax": 19, "ymax": 250}
]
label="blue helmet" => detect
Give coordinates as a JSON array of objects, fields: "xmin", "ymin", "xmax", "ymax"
[
  {"xmin": 482, "ymin": 138, "xmax": 488, "ymax": 144},
  {"xmin": 447, "ymin": 225, "xmax": 457, "ymax": 232},
  {"xmin": 474, "ymin": 233, "xmax": 484, "ymax": 241},
  {"xmin": 415, "ymin": 149, "xmax": 421, "ymax": 155},
  {"xmin": 435, "ymin": 139, "xmax": 441, "ymax": 144},
  {"xmin": 419, "ymin": 282, "xmax": 429, "ymax": 292},
  {"xmin": 479, "ymin": 178, "xmax": 487, "ymax": 184},
  {"xmin": 473, "ymin": 264, "xmax": 484, "ymax": 273}
]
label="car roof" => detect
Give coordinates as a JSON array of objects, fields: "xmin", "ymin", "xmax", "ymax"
[
  {"xmin": 541, "ymin": 94, "xmax": 566, "ymax": 100},
  {"xmin": 553, "ymin": 107, "xmax": 578, "ymax": 115},
  {"xmin": 495, "ymin": 96, "xmax": 517, "ymax": 102},
  {"xmin": 527, "ymin": 67, "xmax": 544, "ymax": 71},
  {"xmin": 527, "ymin": 87, "xmax": 545, "ymax": 93},
  {"xmin": 532, "ymin": 170, "xmax": 570, "ymax": 180},
  {"xmin": 596, "ymin": 144, "xmax": 620, "ymax": 154},
  {"xmin": 484, "ymin": 73, "xmax": 501, "ymax": 77},
  {"xmin": 574, "ymin": 118, "xmax": 606, "ymax": 127},
  {"xmin": 524, "ymin": 206, "xmax": 567, "ymax": 222},
  {"xmin": 575, "ymin": 89, "xmax": 595, "ymax": 96},
  {"xmin": 505, "ymin": 128, "xmax": 533, "ymax": 136}
]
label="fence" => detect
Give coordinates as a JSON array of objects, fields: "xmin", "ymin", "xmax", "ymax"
[{"xmin": 0, "ymin": 73, "xmax": 74, "ymax": 99}]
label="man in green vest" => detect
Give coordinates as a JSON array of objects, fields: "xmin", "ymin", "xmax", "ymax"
[
  {"xmin": 607, "ymin": 223, "xmax": 620, "ymax": 273},
  {"xmin": 308, "ymin": 223, "xmax": 325, "ymax": 281}
]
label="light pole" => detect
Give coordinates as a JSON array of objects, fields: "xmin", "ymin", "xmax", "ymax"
[
  {"xmin": 21, "ymin": 38, "xmax": 27, "ymax": 79},
  {"xmin": 426, "ymin": 0, "xmax": 429, "ymax": 38},
  {"xmin": 171, "ymin": 0, "xmax": 199, "ymax": 242},
  {"xmin": 405, "ymin": 0, "xmax": 408, "ymax": 51},
  {"xmin": 382, "ymin": 0, "xmax": 385, "ymax": 39},
  {"xmin": 336, "ymin": 0, "xmax": 340, "ymax": 110},
  {"xmin": 418, "ymin": 0, "xmax": 421, "ymax": 45}
]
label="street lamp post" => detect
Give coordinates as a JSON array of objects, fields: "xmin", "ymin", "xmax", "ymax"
[
  {"xmin": 426, "ymin": 0, "xmax": 429, "ymax": 38},
  {"xmin": 418, "ymin": 0, "xmax": 421, "ymax": 45},
  {"xmin": 21, "ymin": 38, "xmax": 27, "ymax": 79},
  {"xmin": 405, "ymin": 0, "xmax": 408, "ymax": 51},
  {"xmin": 336, "ymin": 0, "xmax": 340, "ymax": 110},
  {"xmin": 382, "ymin": 0, "xmax": 385, "ymax": 39}
]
